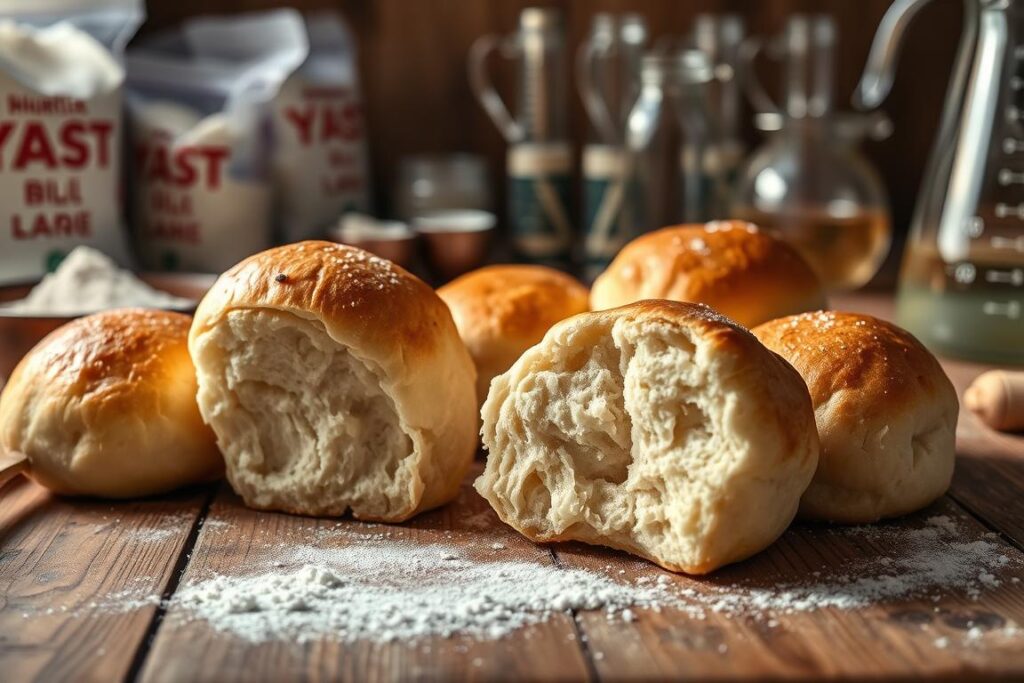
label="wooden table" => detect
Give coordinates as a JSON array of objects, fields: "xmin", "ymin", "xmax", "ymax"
[{"xmin": 2, "ymin": 295, "xmax": 1023, "ymax": 682}]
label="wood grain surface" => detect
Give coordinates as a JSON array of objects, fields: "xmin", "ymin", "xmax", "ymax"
[
  {"xmin": 139, "ymin": 482, "xmax": 592, "ymax": 683},
  {"xmin": 1, "ymin": 294, "xmax": 1022, "ymax": 683},
  {"xmin": 0, "ymin": 479, "xmax": 210, "ymax": 682}
]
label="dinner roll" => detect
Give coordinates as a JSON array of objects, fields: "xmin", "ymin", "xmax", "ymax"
[
  {"xmin": 189, "ymin": 241, "xmax": 477, "ymax": 522},
  {"xmin": 475, "ymin": 300, "xmax": 819, "ymax": 574},
  {"xmin": 753, "ymin": 312, "xmax": 959, "ymax": 523},
  {"xmin": 0, "ymin": 309, "xmax": 222, "ymax": 498},
  {"xmin": 438, "ymin": 265, "xmax": 589, "ymax": 404},
  {"xmin": 590, "ymin": 221, "xmax": 826, "ymax": 328}
]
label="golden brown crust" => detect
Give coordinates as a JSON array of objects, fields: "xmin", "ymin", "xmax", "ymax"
[
  {"xmin": 0, "ymin": 309, "xmax": 222, "ymax": 497},
  {"xmin": 438, "ymin": 265, "xmax": 589, "ymax": 402},
  {"xmin": 438, "ymin": 265, "xmax": 589, "ymax": 343},
  {"xmin": 753, "ymin": 311, "xmax": 959, "ymax": 523},
  {"xmin": 190, "ymin": 241, "xmax": 449, "ymax": 367},
  {"xmin": 5, "ymin": 309, "xmax": 194, "ymax": 428},
  {"xmin": 752, "ymin": 311, "xmax": 955, "ymax": 425},
  {"xmin": 590, "ymin": 221, "xmax": 826, "ymax": 328}
]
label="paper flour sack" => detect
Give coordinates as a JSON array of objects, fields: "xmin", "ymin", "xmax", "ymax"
[
  {"xmin": 271, "ymin": 13, "xmax": 370, "ymax": 242},
  {"xmin": 0, "ymin": 0, "xmax": 142, "ymax": 285},
  {"xmin": 126, "ymin": 10, "xmax": 308, "ymax": 273},
  {"xmin": 183, "ymin": 11, "xmax": 371, "ymax": 243}
]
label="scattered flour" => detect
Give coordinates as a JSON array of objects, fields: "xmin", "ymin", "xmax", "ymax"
[
  {"xmin": 3, "ymin": 246, "xmax": 193, "ymax": 315},
  {"xmin": 83, "ymin": 513, "xmax": 1022, "ymax": 648},
  {"xmin": 169, "ymin": 540, "xmax": 680, "ymax": 644}
]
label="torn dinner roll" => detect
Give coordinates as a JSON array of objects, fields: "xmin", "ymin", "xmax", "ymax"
[
  {"xmin": 589, "ymin": 221, "xmax": 826, "ymax": 328},
  {"xmin": 475, "ymin": 300, "xmax": 819, "ymax": 574},
  {"xmin": 0, "ymin": 309, "xmax": 222, "ymax": 498},
  {"xmin": 188, "ymin": 241, "xmax": 477, "ymax": 522},
  {"xmin": 438, "ymin": 265, "xmax": 589, "ymax": 405},
  {"xmin": 753, "ymin": 311, "xmax": 959, "ymax": 523}
]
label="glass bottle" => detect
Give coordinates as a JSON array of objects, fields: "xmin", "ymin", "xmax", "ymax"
[{"xmin": 627, "ymin": 51, "xmax": 717, "ymax": 233}]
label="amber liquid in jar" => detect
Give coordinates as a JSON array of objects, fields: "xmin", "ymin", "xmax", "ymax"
[{"xmin": 733, "ymin": 207, "xmax": 892, "ymax": 291}]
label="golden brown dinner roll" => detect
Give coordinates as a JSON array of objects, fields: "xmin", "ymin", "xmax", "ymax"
[
  {"xmin": 590, "ymin": 221, "xmax": 826, "ymax": 328},
  {"xmin": 189, "ymin": 241, "xmax": 477, "ymax": 522},
  {"xmin": 0, "ymin": 309, "xmax": 222, "ymax": 498},
  {"xmin": 438, "ymin": 265, "xmax": 589, "ymax": 404},
  {"xmin": 475, "ymin": 300, "xmax": 819, "ymax": 574},
  {"xmin": 753, "ymin": 312, "xmax": 959, "ymax": 523}
]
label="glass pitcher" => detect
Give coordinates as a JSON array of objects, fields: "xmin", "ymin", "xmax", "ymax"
[
  {"xmin": 731, "ymin": 112, "xmax": 893, "ymax": 291},
  {"xmin": 733, "ymin": 14, "xmax": 894, "ymax": 291},
  {"xmin": 857, "ymin": 0, "xmax": 1024, "ymax": 364}
]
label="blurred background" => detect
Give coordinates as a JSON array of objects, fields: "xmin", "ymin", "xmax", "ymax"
[{"xmin": 141, "ymin": 0, "xmax": 961, "ymax": 287}]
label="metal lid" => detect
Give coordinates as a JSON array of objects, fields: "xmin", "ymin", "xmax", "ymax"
[{"xmin": 520, "ymin": 8, "xmax": 562, "ymax": 31}]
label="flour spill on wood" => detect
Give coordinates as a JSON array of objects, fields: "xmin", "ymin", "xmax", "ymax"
[{"xmin": 84, "ymin": 513, "xmax": 1022, "ymax": 647}]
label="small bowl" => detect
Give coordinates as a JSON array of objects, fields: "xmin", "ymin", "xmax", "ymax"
[
  {"xmin": 0, "ymin": 272, "xmax": 216, "ymax": 382},
  {"xmin": 330, "ymin": 218, "xmax": 418, "ymax": 270},
  {"xmin": 414, "ymin": 210, "xmax": 496, "ymax": 281}
]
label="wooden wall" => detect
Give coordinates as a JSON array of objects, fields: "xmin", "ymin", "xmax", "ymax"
[{"xmin": 142, "ymin": 0, "xmax": 964, "ymax": 284}]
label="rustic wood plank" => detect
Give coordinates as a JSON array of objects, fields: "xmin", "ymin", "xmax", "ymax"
[
  {"xmin": 138, "ymin": 474, "xmax": 592, "ymax": 683},
  {"xmin": 834, "ymin": 294, "xmax": 1024, "ymax": 550},
  {"xmin": 0, "ymin": 477, "xmax": 209, "ymax": 682},
  {"xmin": 555, "ymin": 497, "xmax": 1024, "ymax": 681}
]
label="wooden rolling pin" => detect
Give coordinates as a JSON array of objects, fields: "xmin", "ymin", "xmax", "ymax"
[{"xmin": 964, "ymin": 370, "xmax": 1024, "ymax": 432}]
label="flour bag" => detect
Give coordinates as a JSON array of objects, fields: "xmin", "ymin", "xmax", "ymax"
[
  {"xmin": 271, "ymin": 13, "xmax": 371, "ymax": 242},
  {"xmin": 125, "ymin": 10, "xmax": 307, "ymax": 273},
  {"xmin": 0, "ymin": 0, "xmax": 142, "ymax": 285},
  {"xmin": 184, "ymin": 11, "xmax": 371, "ymax": 244}
]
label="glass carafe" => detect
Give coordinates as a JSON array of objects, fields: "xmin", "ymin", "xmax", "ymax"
[
  {"xmin": 736, "ymin": 14, "xmax": 894, "ymax": 291},
  {"xmin": 731, "ymin": 113, "xmax": 893, "ymax": 291},
  {"xmin": 857, "ymin": 0, "xmax": 1024, "ymax": 363}
]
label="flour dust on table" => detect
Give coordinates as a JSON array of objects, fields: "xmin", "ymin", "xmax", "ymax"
[{"xmin": 75, "ymin": 512, "xmax": 1023, "ymax": 648}]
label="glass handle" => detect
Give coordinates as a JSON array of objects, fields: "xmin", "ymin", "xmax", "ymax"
[
  {"xmin": 738, "ymin": 37, "xmax": 781, "ymax": 114},
  {"xmin": 576, "ymin": 37, "xmax": 619, "ymax": 144},
  {"xmin": 468, "ymin": 34, "xmax": 524, "ymax": 143},
  {"xmin": 854, "ymin": 0, "xmax": 935, "ymax": 110}
]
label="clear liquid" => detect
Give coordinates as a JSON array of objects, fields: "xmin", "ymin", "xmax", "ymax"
[
  {"xmin": 897, "ymin": 250, "xmax": 1024, "ymax": 365},
  {"xmin": 733, "ymin": 208, "xmax": 892, "ymax": 291}
]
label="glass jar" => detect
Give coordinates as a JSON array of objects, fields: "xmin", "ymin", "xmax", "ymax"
[{"xmin": 731, "ymin": 113, "xmax": 893, "ymax": 291}]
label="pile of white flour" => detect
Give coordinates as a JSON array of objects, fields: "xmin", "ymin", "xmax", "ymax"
[
  {"xmin": 171, "ymin": 542, "xmax": 677, "ymax": 643},
  {"xmin": 3, "ymin": 246, "xmax": 192, "ymax": 315},
  {"xmin": 131, "ymin": 513, "xmax": 1021, "ymax": 645}
]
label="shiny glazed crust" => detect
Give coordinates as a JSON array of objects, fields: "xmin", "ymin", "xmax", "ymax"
[
  {"xmin": 590, "ymin": 221, "xmax": 827, "ymax": 328},
  {"xmin": 0, "ymin": 309, "xmax": 222, "ymax": 497}
]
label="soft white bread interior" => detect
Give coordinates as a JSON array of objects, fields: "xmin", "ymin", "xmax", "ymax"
[
  {"xmin": 0, "ymin": 309, "xmax": 222, "ymax": 498},
  {"xmin": 475, "ymin": 300, "xmax": 819, "ymax": 574},
  {"xmin": 189, "ymin": 241, "xmax": 477, "ymax": 521},
  {"xmin": 753, "ymin": 311, "xmax": 959, "ymax": 523},
  {"xmin": 438, "ymin": 264, "xmax": 589, "ymax": 405},
  {"xmin": 590, "ymin": 221, "xmax": 826, "ymax": 328}
]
